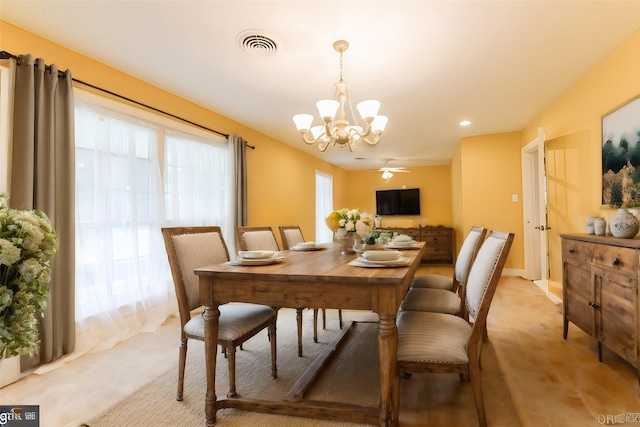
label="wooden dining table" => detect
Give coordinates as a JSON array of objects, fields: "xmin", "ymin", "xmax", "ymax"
[{"xmin": 195, "ymin": 242, "xmax": 425, "ymax": 427}]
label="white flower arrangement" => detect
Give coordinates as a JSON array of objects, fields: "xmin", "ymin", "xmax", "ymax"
[
  {"xmin": 325, "ymin": 208, "xmax": 375, "ymax": 239},
  {"xmin": 0, "ymin": 194, "xmax": 58, "ymax": 358}
]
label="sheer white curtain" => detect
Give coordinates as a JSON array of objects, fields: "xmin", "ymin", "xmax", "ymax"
[
  {"xmin": 164, "ymin": 132, "xmax": 235, "ymax": 253},
  {"xmin": 315, "ymin": 170, "xmax": 333, "ymax": 243},
  {"xmin": 73, "ymin": 100, "xmax": 170, "ymax": 355},
  {"xmin": 55, "ymin": 91, "xmax": 234, "ymax": 366}
]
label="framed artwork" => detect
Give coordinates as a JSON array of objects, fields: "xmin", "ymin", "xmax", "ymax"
[{"xmin": 601, "ymin": 95, "xmax": 640, "ymax": 207}]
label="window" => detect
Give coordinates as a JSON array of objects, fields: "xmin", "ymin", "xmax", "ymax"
[
  {"xmin": 74, "ymin": 90, "xmax": 233, "ymax": 352},
  {"xmin": 315, "ymin": 170, "xmax": 333, "ymax": 243}
]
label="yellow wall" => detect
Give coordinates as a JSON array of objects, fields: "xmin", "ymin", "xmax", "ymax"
[
  {"xmin": 520, "ymin": 28, "xmax": 640, "ymax": 297},
  {"xmin": 344, "ymin": 165, "xmax": 453, "ymax": 228},
  {"xmin": 450, "ymin": 147, "xmax": 464, "ymax": 252},
  {"xmin": 455, "ymin": 132, "xmax": 524, "ymax": 270}
]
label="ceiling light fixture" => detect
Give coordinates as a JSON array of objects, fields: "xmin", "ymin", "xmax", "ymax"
[
  {"xmin": 292, "ymin": 40, "xmax": 388, "ymax": 152},
  {"xmin": 378, "ymin": 162, "xmax": 410, "ymax": 182},
  {"xmin": 460, "ymin": 120, "xmax": 471, "ymax": 126}
]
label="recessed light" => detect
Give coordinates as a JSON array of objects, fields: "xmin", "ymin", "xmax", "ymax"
[{"xmin": 459, "ymin": 120, "xmax": 471, "ymax": 127}]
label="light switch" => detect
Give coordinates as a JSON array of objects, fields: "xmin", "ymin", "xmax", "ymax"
[{"xmin": 512, "ymin": 194, "xmax": 518, "ymax": 202}]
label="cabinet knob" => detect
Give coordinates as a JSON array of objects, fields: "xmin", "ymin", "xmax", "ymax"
[
  {"xmin": 568, "ymin": 247, "xmax": 575, "ymax": 253},
  {"xmin": 612, "ymin": 257, "xmax": 620, "ymax": 265},
  {"xmin": 588, "ymin": 301, "xmax": 600, "ymax": 309}
]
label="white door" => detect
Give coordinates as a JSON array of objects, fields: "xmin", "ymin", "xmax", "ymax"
[{"xmin": 521, "ymin": 128, "xmax": 548, "ymax": 286}]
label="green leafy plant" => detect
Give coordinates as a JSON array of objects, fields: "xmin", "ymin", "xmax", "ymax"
[
  {"xmin": 0, "ymin": 194, "xmax": 58, "ymax": 358},
  {"xmin": 362, "ymin": 230, "xmax": 392, "ymax": 245}
]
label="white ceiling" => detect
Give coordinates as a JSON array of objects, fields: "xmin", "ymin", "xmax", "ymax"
[{"xmin": 2, "ymin": 1, "xmax": 639, "ymax": 170}]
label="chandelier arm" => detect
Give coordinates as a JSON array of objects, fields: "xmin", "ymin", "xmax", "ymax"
[
  {"xmin": 362, "ymin": 132, "xmax": 383, "ymax": 146},
  {"xmin": 347, "ymin": 121, "xmax": 373, "ymax": 138},
  {"xmin": 300, "ymin": 130, "xmax": 326, "ymax": 145}
]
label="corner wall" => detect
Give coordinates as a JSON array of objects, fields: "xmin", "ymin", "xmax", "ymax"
[{"xmin": 521, "ymin": 28, "xmax": 640, "ymax": 297}]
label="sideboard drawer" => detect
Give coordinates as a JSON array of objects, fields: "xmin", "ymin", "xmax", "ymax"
[
  {"xmin": 562, "ymin": 239, "xmax": 591, "ymax": 267},
  {"xmin": 591, "ymin": 244, "xmax": 637, "ymax": 276}
]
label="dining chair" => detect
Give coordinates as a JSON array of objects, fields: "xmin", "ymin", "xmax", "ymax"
[
  {"xmin": 278, "ymin": 225, "xmax": 343, "ymax": 333},
  {"xmin": 410, "ymin": 226, "xmax": 487, "ymax": 292},
  {"xmin": 392, "ymin": 230, "xmax": 514, "ymax": 427},
  {"xmin": 236, "ymin": 226, "xmax": 308, "ymax": 356},
  {"xmin": 162, "ymin": 226, "xmax": 277, "ymax": 400},
  {"xmin": 400, "ymin": 226, "xmax": 487, "ymax": 319}
]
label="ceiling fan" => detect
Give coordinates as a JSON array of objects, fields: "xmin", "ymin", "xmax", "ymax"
[{"xmin": 378, "ymin": 160, "xmax": 410, "ymax": 182}]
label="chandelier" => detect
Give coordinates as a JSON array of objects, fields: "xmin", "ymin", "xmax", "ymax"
[{"xmin": 292, "ymin": 40, "xmax": 388, "ymax": 152}]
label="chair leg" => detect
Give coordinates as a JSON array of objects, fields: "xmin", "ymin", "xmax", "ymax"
[
  {"xmin": 226, "ymin": 344, "xmax": 237, "ymax": 398},
  {"xmin": 269, "ymin": 322, "xmax": 278, "ymax": 379},
  {"xmin": 338, "ymin": 309, "xmax": 343, "ymax": 329},
  {"xmin": 313, "ymin": 308, "xmax": 319, "ymax": 343},
  {"xmin": 296, "ymin": 308, "xmax": 303, "ymax": 357},
  {"xmin": 177, "ymin": 338, "xmax": 187, "ymax": 401},
  {"xmin": 322, "ymin": 308, "xmax": 327, "ymax": 329},
  {"xmin": 469, "ymin": 363, "xmax": 487, "ymax": 427}
]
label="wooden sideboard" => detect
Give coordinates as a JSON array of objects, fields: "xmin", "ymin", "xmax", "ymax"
[
  {"xmin": 382, "ymin": 226, "xmax": 454, "ymax": 264},
  {"xmin": 561, "ymin": 234, "xmax": 639, "ymax": 375}
]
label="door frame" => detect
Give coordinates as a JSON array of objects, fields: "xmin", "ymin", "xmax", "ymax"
[{"xmin": 521, "ymin": 128, "xmax": 548, "ymax": 287}]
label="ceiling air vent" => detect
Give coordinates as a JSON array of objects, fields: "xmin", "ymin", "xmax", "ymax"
[{"xmin": 237, "ymin": 30, "xmax": 279, "ymax": 56}]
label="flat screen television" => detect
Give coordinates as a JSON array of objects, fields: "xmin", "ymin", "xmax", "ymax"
[{"xmin": 376, "ymin": 188, "xmax": 421, "ymax": 216}]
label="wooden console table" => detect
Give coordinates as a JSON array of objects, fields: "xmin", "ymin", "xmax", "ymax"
[
  {"xmin": 561, "ymin": 234, "xmax": 639, "ymax": 375},
  {"xmin": 381, "ymin": 226, "xmax": 454, "ymax": 264}
]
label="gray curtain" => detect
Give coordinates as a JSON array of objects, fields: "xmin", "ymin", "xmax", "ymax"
[
  {"xmin": 11, "ymin": 55, "xmax": 75, "ymax": 368},
  {"xmin": 230, "ymin": 135, "xmax": 248, "ymax": 227}
]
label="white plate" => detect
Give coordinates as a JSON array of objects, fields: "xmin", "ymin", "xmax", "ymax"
[
  {"xmin": 229, "ymin": 257, "xmax": 283, "ymax": 266},
  {"xmin": 390, "ymin": 240, "xmax": 415, "ymax": 247},
  {"xmin": 358, "ymin": 256, "xmax": 410, "ymax": 265},
  {"xmin": 238, "ymin": 250, "xmax": 277, "ymax": 259},
  {"xmin": 348, "ymin": 257, "xmax": 411, "ymax": 268},
  {"xmin": 362, "ymin": 250, "xmax": 402, "ymax": 262},
  {"xmin": 296, "ymin": 241, "xmax": 317, "ymax": 248},
  {"xmin": 290, "ymin": 245, "xmax": 325, "ymax": 251},
  {"xmin": 384, "ymin": 243, "xmax": 421, "ymax": 250}
]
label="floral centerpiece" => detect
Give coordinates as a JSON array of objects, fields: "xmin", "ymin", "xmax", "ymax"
[
  {"xmin": 325, "ymin": 208, "xmax": 375, "ymax": 253},
  {"xmin": 0, "ymin": 194, "xmax": 58, "ymax": 359}
]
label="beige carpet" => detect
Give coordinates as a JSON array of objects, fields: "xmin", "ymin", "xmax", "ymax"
[{"xmin": 84, "ymin": 311, "xmax": 521, "ymax": 426}]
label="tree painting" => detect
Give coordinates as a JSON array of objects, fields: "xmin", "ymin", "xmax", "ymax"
[{"xmin": 602, "ymin": 96, "xmax": 640, "ymax": 208}]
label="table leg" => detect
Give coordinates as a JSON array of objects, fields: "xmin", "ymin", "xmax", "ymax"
[
  {"xmin": 203, "ymin": 304, "xmax": 220, "ymax": 426},
  {"xmin": 378, "ymin": 314, "xmax": 397, "ymax": 427}
]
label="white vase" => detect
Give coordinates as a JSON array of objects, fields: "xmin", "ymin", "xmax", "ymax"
[
  {"xmin": 609, "ymin": 208, "xmax": 640, "ymax": 238},
  {"xmin": 594, "ymin": 217, "xmax": 606, "ymax": 236},
  {"xmin": 585, "ymin": 216, "xmax": 596, "ymax": 234}
]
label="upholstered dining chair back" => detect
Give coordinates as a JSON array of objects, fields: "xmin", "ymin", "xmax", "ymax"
[
  {"xmin": 454, "ymin": 226, "xmax": 487, "ymax": 288},
  {"xmin": 465, "ymin": 230, "xmax": 514, "ymax": 332},
  {"xmin": 409, "ymin": 226, "xmax": 486, "ymax": 294},
  {"xmin": 279, "ymin": 226, "xmax": 305, "ymax": 250},
  {"xmin": 236, "ymin": 226, "xmax": 280, "ymax": 252},
  {"xmin": 164, "ymin": 226, "xmax": 230, "ymax": 317}
]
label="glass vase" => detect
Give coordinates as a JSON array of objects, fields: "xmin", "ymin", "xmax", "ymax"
[{"xmin": 340, "ymin": 232, "xmax": 356, "ymax": 255}]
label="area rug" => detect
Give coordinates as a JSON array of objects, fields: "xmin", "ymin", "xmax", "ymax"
[{"xmin": 84, "ymin": 311, "xmax": 521, "ymax": 426}]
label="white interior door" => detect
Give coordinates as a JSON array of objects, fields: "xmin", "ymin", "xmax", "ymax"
[{"xmin": 521, "ymin": 128, "xmax": 548, "ymax": 285}]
